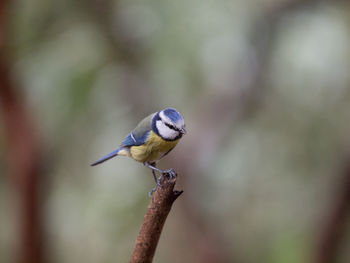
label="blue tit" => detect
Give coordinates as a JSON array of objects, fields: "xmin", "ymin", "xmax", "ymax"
[{"xmin": 91, "ymin": 108, "xmax": 186, "ymax": 195}]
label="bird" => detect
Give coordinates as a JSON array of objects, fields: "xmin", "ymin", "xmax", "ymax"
[{"xmin": 91, "ymin": 108, "xmax": 186, "ymax": 195}]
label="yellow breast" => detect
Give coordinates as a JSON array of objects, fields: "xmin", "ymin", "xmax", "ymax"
[{"xmin": 129, "ymin": 131, "xmax": 179, "ymax": 163}]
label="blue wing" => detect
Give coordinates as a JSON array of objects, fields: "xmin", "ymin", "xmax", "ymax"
[
  {"xmin": 120, "ymin": 131, "xmax": 150, "ymax": 147},
  {"xmin": 91, "ymin": 130, "xmax": 150, "ymax": 166}
]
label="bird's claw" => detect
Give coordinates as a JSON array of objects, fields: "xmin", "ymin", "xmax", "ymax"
[
  {"xmin": 148, "ymin": 186, "xmax": 157, "ymax": 197},
  {"xmin": 147, "ymin": 168, "xmax": 177, "ymax": 197},
  {"xmin": 162, "ymin": 168, "xmax": 176, "ymax": 179},
  {"xmin": 156, "ymin": 175, "xmax": 162, "ymax": 186}
]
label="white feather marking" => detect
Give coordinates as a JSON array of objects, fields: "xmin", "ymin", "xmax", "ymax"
[
  {"xmin": 156, "ymin": 120, "xmax": 179, "ymax": 140},
  {"xmin": 130, "ymin": 133, "xmax": 136, "ymax": 143},
  {"xmin": 159, "ymin": 111, "xmax": 172, "ymax": 125}
]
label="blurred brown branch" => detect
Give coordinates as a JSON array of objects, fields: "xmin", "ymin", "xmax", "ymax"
[
  {"xmin": 130, "ymin": 175, "xmax": 183, "ymax": 263},
  {"xmin": 0, "ymin": 2, "xmax": 44, "ymax": 263},
  {"xmin": 0, "ymin": 63, "xmax": 45, "ymax": 263},
  {"xmin": 312, "ymin": 159, "xmax": 350, "ymax": 263}
]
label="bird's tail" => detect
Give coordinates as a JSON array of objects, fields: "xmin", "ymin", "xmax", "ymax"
[{"xmin": 91, "ymin": 147, "xmax": 125, "ymax": 166}]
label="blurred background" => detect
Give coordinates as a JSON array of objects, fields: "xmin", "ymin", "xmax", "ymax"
[{"xmin": 1, "ymin": 0, "xmax": 350, "ymax": 262}]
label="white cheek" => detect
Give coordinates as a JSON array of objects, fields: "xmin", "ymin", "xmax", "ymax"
[{"xmin": 156, "ymin": 121, "xmax": 178, "ymax": 139}]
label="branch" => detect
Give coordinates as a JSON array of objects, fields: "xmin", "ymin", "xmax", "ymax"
[
  {"xmin": 312, "ymin": 158, "xmax": 350, "ymax": 263},
  {"xmin": 0, "ymin": 62, "xmax": 44, "ymax": 263},
  {"xmin": 0, "ymin": 3, "xmax": 44, "ymax": 262},
  {"xmin": 130, "ymin": 175, "xmax": 183, "ymax": 263}
]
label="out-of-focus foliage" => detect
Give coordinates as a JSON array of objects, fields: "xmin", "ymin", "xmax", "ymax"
[{"xmin": 1, "ymin": 0, "xmax": 350, "ymax": 262}]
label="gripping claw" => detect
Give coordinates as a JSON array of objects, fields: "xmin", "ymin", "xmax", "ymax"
[
  {"xmin": 162, "ymin": 168, "xmax": 176, "ymax": 179},
  {"xmin": 144, "ymin": 162, "xmax": 177, "ymax": 197},
  {"xmin": 148, "ymin": 186, "xmax": 157, "ymax": 197}
]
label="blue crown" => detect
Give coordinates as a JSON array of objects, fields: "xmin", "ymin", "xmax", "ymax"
[{"xmin": 163, "ymin": 108, "xmax": 183, "ymax": 122}]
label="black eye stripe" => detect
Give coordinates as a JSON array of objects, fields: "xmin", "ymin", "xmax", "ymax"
[
  {"xmin": 165, "ymin": 122, "xmax": 180, "ymax": 132},
  {"xmin": 164, "ymin": 122, "xmax": 174, "ymax": 129}
]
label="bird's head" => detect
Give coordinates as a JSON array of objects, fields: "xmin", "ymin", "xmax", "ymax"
[{"xmin": 153, "ymin": 108, "xmax": 186, "ymax": 141}]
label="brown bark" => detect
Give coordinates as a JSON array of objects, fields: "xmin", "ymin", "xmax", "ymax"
[
  {"xmin": 130, "ymin": 175, "xmax": 183, "ymax": 263},
  {"xmin": 312, "ymin": 159, "xmax": 350, "ymax": 263},
  {"xmin": 0, "ymin": 63, "xmax": 44, "ymax": 263},
  {"xmin": 0, "ymin": 2, "xmax": 44, "ymax": 262}
]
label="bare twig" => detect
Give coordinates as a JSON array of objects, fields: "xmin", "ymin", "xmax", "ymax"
[{"xmin": 130, "ymin": 175, "xmax": 183, "ymax": 263}]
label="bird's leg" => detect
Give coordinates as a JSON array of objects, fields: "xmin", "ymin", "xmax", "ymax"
[
  {"xmin": 145, "ymin": 162, "xmax": 161, "ymax": 197},
  {"xmin": 144, "ymin": 162, "xmax": 177, "ymax": 179},
  {"xmin": 152, "ymin": 169, "xmax": 159, "ymax": 185},
  {"xmin": 148, "ymin": 182, "xmax": 158, "ymax": 197}
]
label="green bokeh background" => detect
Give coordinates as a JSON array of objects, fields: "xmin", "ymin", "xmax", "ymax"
[{"xmin": 1, "ymin": 0, "xmax": 350, "ymax": 262}]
